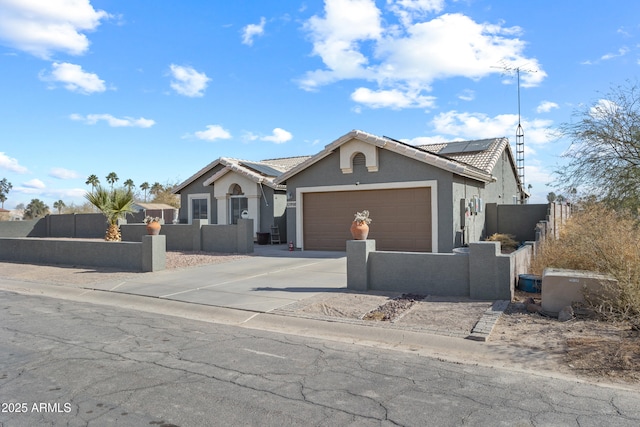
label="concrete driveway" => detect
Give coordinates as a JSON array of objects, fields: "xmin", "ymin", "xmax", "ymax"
[{"xmin": 88, "ymin": 245, "xmax": 347, "ymax": 312}]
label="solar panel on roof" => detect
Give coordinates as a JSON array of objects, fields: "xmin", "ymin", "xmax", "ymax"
[
  {"xmin": 439, "ymin": 141, "xmax": 470, "ymax": 154},
  {"xmin": 439, "ymin": 140, "xmax": 493, "ymax": 155},
  {"xmin": 240, "ymin": 161, "xmax": 284, "ymax": 177},
  {"xmin": 464, "ymin": 140, "xmax": 493, "ymax": 152}
]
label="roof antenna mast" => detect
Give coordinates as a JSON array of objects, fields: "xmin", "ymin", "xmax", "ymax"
[{"xmin": 492, "ymin": 63, "xmax": 536, "ymax": 204}]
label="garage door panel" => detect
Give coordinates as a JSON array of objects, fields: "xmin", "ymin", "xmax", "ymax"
[{"xmin": 303, "ymin": 188, "xmax": 432, "ymax": 252}]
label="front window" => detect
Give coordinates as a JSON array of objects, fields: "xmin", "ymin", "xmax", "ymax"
[{"xmin": 192, "ymin": 198, "xmax": 208, "ymax": 220}]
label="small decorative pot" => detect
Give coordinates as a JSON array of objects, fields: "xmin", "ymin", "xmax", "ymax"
[
  {"xmin": 146, "ymin": 221, "xmax": 161, "ymax": 236},
  {"xmin": 350, "ymin": 221, "xmax": 369, "ymax": 240}
]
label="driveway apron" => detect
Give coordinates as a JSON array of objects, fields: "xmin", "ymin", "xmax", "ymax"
[{"xmin": 87, "ymin": 246, "xmax": 347, "ymax": 312}]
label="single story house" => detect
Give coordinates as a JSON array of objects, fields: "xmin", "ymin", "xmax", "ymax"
[
  {"xmin": 274, "ymin": 130, "xmax": 524, "ymax": 253},
  {"xmin": 173, "ymin": 156, "xmax": 310, "ymax": 240},
  {"xmin": 174, "ymin": 129, "xmax": 524, "ymax": 252}
]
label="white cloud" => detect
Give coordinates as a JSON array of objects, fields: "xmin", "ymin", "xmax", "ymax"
[
  {"xmin": 58, "ymin": 188, "xmax": 87, "ymax": 199},
  {"xmin": 40, "ymin": 62, "xmax": 106, "ymax": 94},
  {"xmin": 457, "ymin": 89, "xmax": 475, "ymax": 102},
  {"xmin": 536, "ymin": 101, "xmax": 559, "ymax": 113},
  {"xmin": 193, "ymin": 125, "xmax": 232, "ymax": 141},
  {"xmin": 589, "ymin": 98, "xmax": 619, "ymax": 119},
  {"xmin": 70, "ymin": 113, "xmax": 155, "ymax": 128},
  {"xmin": 431, "ymin": 110, "xmax": 553, "ymax": 144},
  {"xmin": 0, "ymin": 0, "xmax": 110, "ymax": 59},
  {"xmin": 524, "ymin": 161, "xmax": 554, "ymax": 192},
  {"xmin": 242, "ymin": 131, "xmax": 260, "ymax": 141},
  {"xmin": 300, "ymin": 0, "xmax": 383, "ymax": 90},
  {"xmin": 169, "ymin": 64, "xmax": 210, "ymax": 97},
  {"xmin": 301, "ymin": 4, "xmax": 546, "ymax": 108},
  {"xmin": 601, "ymin": 47, "xmax": 629, "ymax": 61},
  {"xmin": 388, "ymin": 0, "xmax": 445, "ymax": 26},
  {"xmin": 351, "ymin": 87, "xmax": 435, "ymax": 109},
  {"xmin": 261, "ymin": 128, "xmax": 293, "ymax": 144},
  {"xmin": 376, "ymin": 14, "xmax": 544, "ymax": 87},
  {"xmin": 49, "ymin": 167, "xmax": 79, "ymax": 179},
  {"xmin": 23, "ymin": 179, "xmax": 45, "ymax": 189},
  {"xmin": 0, "ymin": 152, "xmax": 28, "ymax": 173},
  {"xmin": 242, "ymin": 17, "xmax": 266, "ymax": 46}
]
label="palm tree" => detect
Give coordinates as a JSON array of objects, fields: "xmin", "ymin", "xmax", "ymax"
[
  {"xmin": 53, "ymin": 200, "xmax": 66, "ymax": 214},
  {"xmin": 123, "ymin": 179, "xmax": 135, "ymax": 192},
  {"xmin": 140, "ymin": 182, "xmax": 150, "ymax": 202},
  {"xmin": 150, "ymin": 182, "xmax": 163, "ymax": 199},
  {"xmin": 0, "ymin": 194, "xmax": 6, "ymax": 209},
  {"xmin": 85, "ymin": 174, "xmax": 100, "ymax": 193},
  {"xmin": 85, "ymin": 186, "xmax": 135, "ymax": 241},
  {"xmin": 106, "ymin": 172, "xmax": 119, "ymax": 189}
]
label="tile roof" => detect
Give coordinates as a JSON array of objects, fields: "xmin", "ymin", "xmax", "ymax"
[
  {"xmin": 275, "ymin": 130, "xmax": 512, "ymax": 185},
  {"xmin": 175, "ymin": 131, "xmax": 519, "ymax": 193},
  {"xmin": 418, "ymin": 137, "xmax": 509, "ymax": 176},
  {"xmin": 174, "ymin": 155, "xmax": 311, "ymax": 193},
  {"xmin": 260, "ymin": 155, "xmax": 312, "ymax": 170}
]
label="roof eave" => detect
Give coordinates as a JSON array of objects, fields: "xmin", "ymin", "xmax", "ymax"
[
  {"xmin": 202, "ymin": 160, "xmax": 280, "ymax": 189},
  {"xmin": 173, "ymin": 158, "xmax": 222, "ymax": 194}
]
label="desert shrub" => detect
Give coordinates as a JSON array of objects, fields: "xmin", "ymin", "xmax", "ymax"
[
  {"xmin": 486, "ymin": 233, "xmax": 519, "ymax": 252},
  {"xmin": 531, "ymin": 203, "xmax": 640, "ymax": 323}
]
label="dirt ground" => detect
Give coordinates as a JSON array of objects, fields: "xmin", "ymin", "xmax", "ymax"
[
  {"xmin": 1, "ymin": 252, "xmax": 638, "ymax": 387},
  {"xmin": 493, "ymin": 291, "xmax": 640, "ymax": 386},
  {"xmin": 274, "ymin": 292, "xmax": 493, "ymax": 338}
]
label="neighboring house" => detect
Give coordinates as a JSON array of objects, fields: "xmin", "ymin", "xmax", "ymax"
[
  {"xmin": 173, "ymin": 156, "xmax": 310, "ymax": 240},
  {"xmin": 274, "ymin": 130, "xmax": 524, "ymax": 253},
  {"xmin": 132, "ymin": 202, "xmax": 178, "ymax": 224},
  {"xmin": 8, "ymin": 209, "xmax": 23, "ymax": 221}
]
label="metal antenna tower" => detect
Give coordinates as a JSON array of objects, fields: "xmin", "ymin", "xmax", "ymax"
[{"xmin": 493, "ymin": 64, "xmax": 536, "ymax": 204}]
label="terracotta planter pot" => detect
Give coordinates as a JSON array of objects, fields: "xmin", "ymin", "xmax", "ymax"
[
  {"xmin": 350, "ymin": 221, "xmax": 369, "ymax": 240},
  {"xmin": 146, "ymin": 221, "xmax": 161, "ymax": 236}
]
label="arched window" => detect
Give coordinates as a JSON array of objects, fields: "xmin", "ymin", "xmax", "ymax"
[{"xmin": 230, "ymin": 184, "xmax": 244, "ymax": 196}]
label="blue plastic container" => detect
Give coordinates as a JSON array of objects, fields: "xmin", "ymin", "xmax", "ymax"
[{"xmin": 518, "ymin": 274, "xmax": 542, "ymax": 293}]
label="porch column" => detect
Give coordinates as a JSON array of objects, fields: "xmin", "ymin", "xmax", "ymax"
[
  {"xmin": 216, "ymin": 195, "xmax": 227, "ymax": 225},
  {"xmin": 247, "ymin": 194, "xmax": 260, "ymax": 237}
]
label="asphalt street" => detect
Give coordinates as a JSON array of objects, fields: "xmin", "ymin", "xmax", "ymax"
[{"xmin": 1, "ymin": 291, "xmax": 639, "ymax": 427}]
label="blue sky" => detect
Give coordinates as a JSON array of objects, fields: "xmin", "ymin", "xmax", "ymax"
[{"xmin": 0, "ymin": 0, "xmax": 638, "ymax": 209}]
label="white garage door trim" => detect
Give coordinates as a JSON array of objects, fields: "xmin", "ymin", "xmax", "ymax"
[{"xmin": 296, "ymin": 180, "xmax": 438, "ymax": 252}]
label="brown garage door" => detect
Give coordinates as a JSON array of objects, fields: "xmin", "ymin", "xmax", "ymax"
[{"xmin": 303, "ymin": 187, "xmax": 432, "ymax": 252}]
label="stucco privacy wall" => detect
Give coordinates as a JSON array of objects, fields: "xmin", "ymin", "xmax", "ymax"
[
  {"xmin": 347, "ymin": 240, "xmax": 517, "ymax": 300},
  {"xmin": 0, "ymin": 214, "xmax": 110, "ymax": 238},
  {"xmin": 0, "ymin": 236, "xmax": 166, "ymax": 272},
  {"xmin": 285, "ymin": 146, "xmax": 455, "ymax": 252},
  {"xmin": 0, "ymin": 219, "xmax": 44, "ymax": 237},
  {"xmin": 121, "ymin": 219, "xmax": 254, "ymax": 254},
  {"xmin": 485, "ymin": 203, "xmax": 549, "ymax": 243}
]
